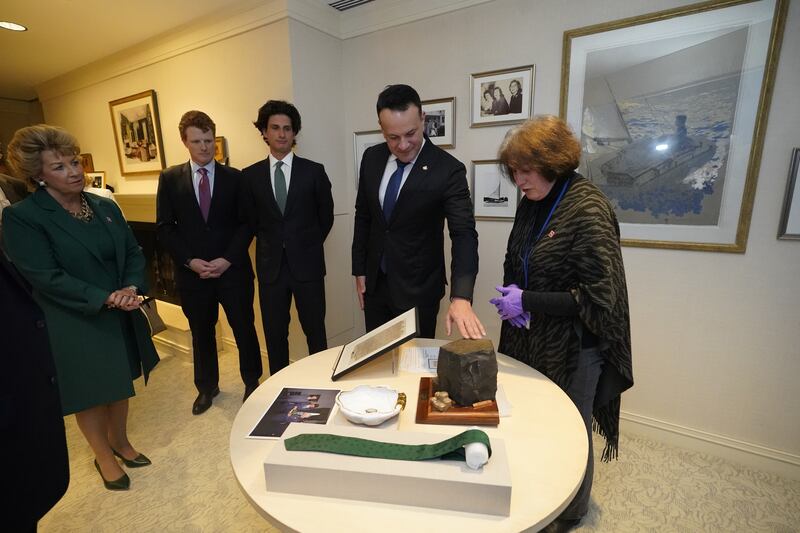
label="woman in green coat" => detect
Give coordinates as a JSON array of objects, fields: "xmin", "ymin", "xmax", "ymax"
[{"xmin": 3, "ymin": 125, "xmax": 159, "ymax": 491}]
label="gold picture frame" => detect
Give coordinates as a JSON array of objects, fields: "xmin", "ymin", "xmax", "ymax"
[
  {"xmin": 560, "ymin": 0, "xmax": 787, "ymax": 252},
  {"xmin": 109, "ymin": 90, "xmax": 166, "ymax": 176}
]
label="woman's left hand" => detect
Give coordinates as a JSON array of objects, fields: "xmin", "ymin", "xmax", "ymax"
[
  {"xmin": 490, "ymin": 284, "xmax": 524, "ymax": 320},
  {"xmin": 105, "ymin": 288, "xmax": 141, "ymax": 311}
]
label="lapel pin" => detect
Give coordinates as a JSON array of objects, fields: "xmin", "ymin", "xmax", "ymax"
[
  {"xmin": 422, "ymin": 165, "xmax": 428, "ymax": 170},
  {"xmin": 106, "ymin": 216, "xmax": 113, "ymax": 223},
  {"xmin": 548, "ymin": 230, "xmax": 556, "ymax": 238}
]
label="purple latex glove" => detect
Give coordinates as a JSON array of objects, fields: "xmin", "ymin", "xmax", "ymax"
[
  {"xmin": 489, "ymin": 283, "xmax": 517, "ymax": 314},
  {"xmin": 508, "ymin": 311, "xmax": 530, "ymax": 328},
  {"xmin": 490, "ymin": 284, "xmax": 524, "ymax": 320}
]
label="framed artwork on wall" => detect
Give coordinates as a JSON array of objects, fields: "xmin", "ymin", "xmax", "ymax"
[
  {"xmin": 214, "ymin": 136, "xmax": 228, "ymax": 165},
  {"xmin": 471, "ymin": 160, "xmax": 519, "ymax": 221},
  {"xmin": 353, "ymin": 129, "xmax": 384, "ymax": 186},
  {"xmin": 560, "ymin": 0, "xmax": 787, "ymax": 252},
  {"xmin": 79, "ymin": 153, "xmax": 94, "ymax": 172},
  {"xmin": 421, "ymin": 97, "xmax": 455, "ymax": 148},
  {"xmin": 777, "ymin": 148, "xmax": 800, "ymax": 240},
  {"xmin": 108, "ymin": 90, "xmax": 166, "ymax": 176},
  {"xmin": 85, "ymin": 171, "xmax": 105, "ymax": 189},
  {"xmin": 470, "ymin": 65, "xmax": 534, "ymax": 128}
]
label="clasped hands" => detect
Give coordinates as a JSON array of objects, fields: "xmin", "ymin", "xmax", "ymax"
[
  {"xmin": 189, "ymin": 257, "xmax": 231, "ymax": 279},
  {"xmin": 105, "ymin": 286, "xmax": 141, "ymax": 311},
  {"xmin": 489, "ymin": 284, "xmax": 530, "ymax": 328}
]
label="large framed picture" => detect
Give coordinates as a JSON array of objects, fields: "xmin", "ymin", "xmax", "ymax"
[
  {"xmin": 353, "ymin": 129, "xmax": 384, "ymax": 186},
  {"xmin": 108, "ymin": 90, "xmax": 166, "ymax": 176},
  {"xmin": 421, "ymin": 97, "xmax": 455, "ymax": 148},
  {"xmin": 777, "ymin": 148, "xmax": 800, "ymax": 240},
  {"xmin": 331, "ymin": 308, "xmax": 417, "ymax": 381},
  {"xmin": 560, "ymin": 0, "xmax": 787, "ymax": 252},
  {"xmin": 470, "ymin": 65, "xmax": 534, "ymax": 128},
  {"xmin": 471, "ymin": 160, "xmax": 520, "ymax": 221}
]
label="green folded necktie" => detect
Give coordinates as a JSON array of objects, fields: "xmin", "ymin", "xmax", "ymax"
[{"xmin": 284, "ymin": 428, "xmax": 491, "ymax": 463}]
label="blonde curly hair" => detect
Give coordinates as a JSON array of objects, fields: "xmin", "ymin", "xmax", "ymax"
[{"xmin": 7, "ymin": 124, "xmax": 81, "ymax": 191}]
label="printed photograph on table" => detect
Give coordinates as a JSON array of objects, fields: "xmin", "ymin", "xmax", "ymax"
[
  {"xmin": 421, "ymin": 97, "xmax": 455, "ymax": 148},
  {"xmin": 108, "ymin": 89, "xmax": 166, "ymax": 176},
  {"xmin": 561, "ymin": 0, "xmax": 787, "ymax": 252},
  {"xmin": 777, "ymin": 148, "xmax": 800, "ymax": 240},
  {"xmin": 248, "ymin": 387, "xmax": 339, "ymax": 439},
  {"xmin": 85, "ymin": 171, "xmax": 105, "ymax": 189},
  {"xmin": 471, "ymin": 160, "xmax": 520, "ymax": 220},
  {"xmin": 353, "ymin": 129, "xmax": 384, "ymax": 186},
  {"xmin": 470, "ymin": 65, "xmax": 534, "ymax": 127}
]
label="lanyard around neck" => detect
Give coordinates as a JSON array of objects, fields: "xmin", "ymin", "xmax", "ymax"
[{"xmin": 520, "ymin": 177, "xmax": 571, "ymax": 287}]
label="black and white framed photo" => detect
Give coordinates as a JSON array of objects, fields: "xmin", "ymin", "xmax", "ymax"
[
  {"xmin": 331, "ymin": 308, "xmax": 418, "ymax": 381},
  {"xmin": 470, "ymin": 65, "xmax": 534, "ymax": 128},
  {"xmin": 778, "ymin": 148, "xmax": 800, "ymax": 240},
  {"xmin": 421, "ymin": 97, "xmax": 455, "ymax": 148},
  {"xmin": 561, "ymin": 0, "xmax": 787, "ymax": 252},
  {"xmin": 353, "ymin": 129, "xmax": 384, "ymax": 186},
  {"xmin": 471, "ymin": 160, "xmax": 520, "ymax": 220}
]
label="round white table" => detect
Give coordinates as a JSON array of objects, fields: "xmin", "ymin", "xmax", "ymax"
[{"xmin": 230, "ymin": 339, "xmax": 587, "ymax": 532}]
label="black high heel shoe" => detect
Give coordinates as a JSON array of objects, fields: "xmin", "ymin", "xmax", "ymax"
[
  {"xmin": 112, "ymin": 449, "xmax": 152, "ymax": 468},
  {"xmin": 94, "ymin": 459, "xmax": 130, "ymax": 491}
]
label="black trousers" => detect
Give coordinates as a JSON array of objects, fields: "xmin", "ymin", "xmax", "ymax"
[
  {"xmin": 179, "ymin": 278, "xmax": 262, "ymax": 393},
  {"xmin": 258, "ymin": 252, "xmax": 327, "ymax": 376},
  {"xmin": 364, "ymin": 270, "xmax": 440, "ymax": 338}
]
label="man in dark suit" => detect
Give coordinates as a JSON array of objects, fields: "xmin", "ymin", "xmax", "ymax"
[
  {"xmin": 352, "ymin": 84, "xmax": 485, "ymax": 339},
  {"xmin": 157, "ymin": 110, "xmax": 262, "ymax": 414},
  {"xmin": 1, "ymin": 251, "xmax": 69, "ymax": 530},
  {"xmin": 241, "ymin": 100, "xmax": 334, "ymax": 375}
]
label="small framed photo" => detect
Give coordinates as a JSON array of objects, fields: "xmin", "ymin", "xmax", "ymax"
[
  {"xmin": 471, "ymin": 160, "xmax": 520, "ymax": 220},
  {"xmin": 470, "ymin": 65, "xmax": 534, "ymax": 128},
  {"xmin": 214, "ymin": 136, "xmax": 228, "ymax": 165},
  {"xmin": 353, "ymin": 129, "xmax": 384, "ymax": 186},
  {"xmin": 79, "ymin": 153, "xmax": 94, "ymax": 172},
  {"xmin": 778, "ymin": 148, "xmax": 800, "ymax": 240},
  {"xmin": 85, "ymin": 171, "xmax": 106, "ymax": 189},
  {"xmin": 421, "ymin": 97, "xmax": 455, "ymax": 148},
  {"xmin": 108, "ymin": 89, "xmax": 166, "ymax": 176},
  {"xmin": 332, "ymin": 308, "xmax": 418, "ymax": 381}
]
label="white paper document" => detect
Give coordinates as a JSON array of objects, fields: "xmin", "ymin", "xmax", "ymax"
[{"xmin": 399, "ymin": 345, "xmax": 440, "ymax": 373}]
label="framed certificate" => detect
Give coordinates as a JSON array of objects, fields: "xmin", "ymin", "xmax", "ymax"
[{"xmin": 332, "ymin": 308, "xmax": 418, "ymax": 381}]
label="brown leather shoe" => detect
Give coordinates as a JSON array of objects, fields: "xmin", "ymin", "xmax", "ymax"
[{"xmin": 192, "ymin": 387, "xmax": 220, "ymax": 415}]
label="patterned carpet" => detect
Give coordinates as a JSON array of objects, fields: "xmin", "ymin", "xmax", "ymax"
[{"xmin": 39, "ymin": 351, "xmax": 800, "ymax": 532}]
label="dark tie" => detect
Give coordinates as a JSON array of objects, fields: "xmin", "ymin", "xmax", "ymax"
[
  {"xmin": 198, "ymin": 167, "xmax": 211, "ymax": 221},
  {"xmin": 274, "ymin": 160, "xmax": 287, "ymax": 214},
  {"xmin": 382, "ymin": 159, "xmax": 408, "ymax": 223},
  {"xmin": 284, "ymin": 428, "xmax": 491, "ymax": 463}
]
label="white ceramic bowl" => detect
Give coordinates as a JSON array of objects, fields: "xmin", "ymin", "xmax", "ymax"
[{"xmin": 336, "ymin": 385, "xmax": 404, "ymax": 426}]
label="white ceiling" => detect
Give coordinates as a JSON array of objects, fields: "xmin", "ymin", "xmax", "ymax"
[{"xmin": 0, "ymin": 0, "xmax": 357, "ymax": 101}]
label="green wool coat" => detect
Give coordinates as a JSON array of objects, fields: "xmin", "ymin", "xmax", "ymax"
[{"xmin": 3, "ymin": 189, "xmax": 159, "ymax": 415}]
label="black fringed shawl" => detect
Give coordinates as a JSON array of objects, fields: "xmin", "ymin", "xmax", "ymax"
[{"xmin": 498, "ymin": 173, "xmax": 633, "ymax": 461}]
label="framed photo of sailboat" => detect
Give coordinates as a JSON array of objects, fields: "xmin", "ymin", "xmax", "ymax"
[
  {"xmin": 560, "ymin": 0, "xmax": 787, "ymax": 252},
  {"xmin": 471, "ymin": 160, "xmax": 520, "ymax": 220}
]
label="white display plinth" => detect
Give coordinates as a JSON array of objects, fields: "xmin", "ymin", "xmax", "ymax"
[{"xmin": 264, "ymin": 423, "xmax": 512, "ymax": 516}]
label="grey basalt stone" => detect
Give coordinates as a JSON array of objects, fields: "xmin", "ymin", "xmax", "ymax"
[{"xmin": 436, "ymin": 338, "xmax": 497, "ymax": 406}]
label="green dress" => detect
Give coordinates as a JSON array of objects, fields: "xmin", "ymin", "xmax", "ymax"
[{"xmin": 3, "ymin": 190, "xmax": 159, "ymax": 414}]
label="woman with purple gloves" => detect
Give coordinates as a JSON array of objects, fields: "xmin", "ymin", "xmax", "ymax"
[{"xmin": 489, "ymin": 115, "xmax": 633, "ymax": 533}]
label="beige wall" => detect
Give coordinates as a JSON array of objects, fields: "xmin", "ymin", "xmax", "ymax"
[
  {"xmin": 340, "ymin": 0, "xmax": 800, "ymax": 474},
  {"xmin": 0, "ymin": 98, "xmax": 43, "ymax": 156},
  {"xmin": 33, "ymin": 0, "xmax": 800, "ymax": 476}
]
